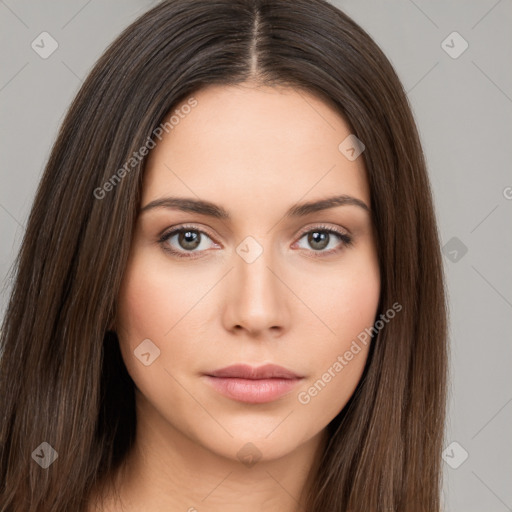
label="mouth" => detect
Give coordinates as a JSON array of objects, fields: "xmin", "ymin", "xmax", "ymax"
[{"xmin": 203, "ymin": 364, "xmax": 304, "ymax": 404}]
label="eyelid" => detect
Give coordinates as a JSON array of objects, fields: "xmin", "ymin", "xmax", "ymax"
[
  {"xmin": 158, "ymin": 223, "xmax": 218, "ymax": 244},
  {"xmin": 294, "ymin": 222, "xmax": 350, "ymax": 239},
  {"xmin": 158, "ymin": 222, "xmax": 352, "ymax": 258},
  {"xmin": 159, "ymin": 222, "xmax": 350, "ymax": 242}
]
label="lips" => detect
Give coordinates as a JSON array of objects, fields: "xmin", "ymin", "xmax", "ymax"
[
  {"xmin": 206, "ymin": 363, "xmax": 302, "ymax": 380},
  {"xmin": 203, "ymin": 364, "xmax": 304, "ymax": 404}
]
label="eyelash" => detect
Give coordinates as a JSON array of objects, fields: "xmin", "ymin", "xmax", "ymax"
[{"xmin": 157, "ymin": 224, "xmax": 353, "ymax": 259}]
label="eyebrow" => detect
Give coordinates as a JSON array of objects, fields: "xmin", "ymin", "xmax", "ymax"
[{"xmin": 140, "ymin": 194, "xmax": 370, "ymax": 219}]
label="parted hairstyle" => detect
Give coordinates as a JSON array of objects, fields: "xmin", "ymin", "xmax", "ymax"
[{"xmin": 0, "ymin": 1, "xmax": 448, "ymax": 510}]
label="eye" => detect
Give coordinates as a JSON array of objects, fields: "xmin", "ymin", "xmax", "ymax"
[
  {"xmin": 158, "ymin": 224, "xmax": 353, "ymax": 259},
  {"xmin": 294, "ymin": 225, "xmax": 353, "ymax": 257},
  {"xmin": 158, "ymin": 225, "xmax": 218, "ymax": 259}
]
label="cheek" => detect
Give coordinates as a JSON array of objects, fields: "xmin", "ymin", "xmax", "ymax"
[
  {"xmin": 116, "ymin": 246, "xmax": 199, "ymax": 341},
  {"xmin": 114, "ymin": 251, "xmax": 191, "ymax": 377},
  {"xmin": 114, "ymin": 252, "xmax": 205, "ymax": 422},
  {"xmin": 296, "ymin": 348, "xmax": 369, "ymax": 431},
  {"xmin": 293, "ymin": 251, "xmax": 380, "ymax": 423},
  {"xmin": 292, "ymin": 246, "xmax": 380, "ymax": 343}
]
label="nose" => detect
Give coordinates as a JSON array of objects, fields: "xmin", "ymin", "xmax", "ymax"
[{"xmin": 222, "ymin": 242, "xmax": 290, "ymax": 336}]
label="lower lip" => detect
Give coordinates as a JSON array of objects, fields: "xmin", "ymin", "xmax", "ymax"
[{"xmin": 203, "ymin": 376, "xmax": 302, "ymax": 404}]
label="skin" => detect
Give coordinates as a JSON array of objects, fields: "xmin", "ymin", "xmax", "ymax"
[{"xmin": 93, "ymin": 82, "xmax": 380, "ymax": 511}]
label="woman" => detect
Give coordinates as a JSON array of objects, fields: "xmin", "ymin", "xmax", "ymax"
[{"xmin": 0, "ymin": 0, "xmax": 448, "ymax": 510}]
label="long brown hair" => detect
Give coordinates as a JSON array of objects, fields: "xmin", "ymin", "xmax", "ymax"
[{"xmin": 0, "ymin": 1, "xmax": 448, "ymax": 510}]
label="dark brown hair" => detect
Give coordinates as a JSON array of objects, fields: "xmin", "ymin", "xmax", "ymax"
[{"xmin": 0, "ymin": 1, "xmax": 448, "ymax": 510}]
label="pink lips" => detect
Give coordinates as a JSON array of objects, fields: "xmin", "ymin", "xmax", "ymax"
[{"xmin": 203, "ymin": 364, "xmax": 303, "ymax": 404}]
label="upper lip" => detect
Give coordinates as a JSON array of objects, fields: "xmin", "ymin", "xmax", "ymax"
[{"xmin": 206, "ymin": 364, "xmax": 302, "ymax": 380}]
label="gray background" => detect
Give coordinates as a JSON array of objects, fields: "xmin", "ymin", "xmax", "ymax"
[{"xmin": 1, "ymin": 1, "xmax": 511, "ymax": 510}]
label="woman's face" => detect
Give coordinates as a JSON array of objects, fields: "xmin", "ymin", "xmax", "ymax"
[{"xmin": 116, "ymin": 83, "xmax": 380, "ymax": 463}]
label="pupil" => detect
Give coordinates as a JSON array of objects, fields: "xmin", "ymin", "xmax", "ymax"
[
  {"xmin": 309, "ymin": 231, "xmax": 328, "ymax": 250},
  {"xmin": 180, "ymin": 230, "xmax": 200, "ymax": 250}
]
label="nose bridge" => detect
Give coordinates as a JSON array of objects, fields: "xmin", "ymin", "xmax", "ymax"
[
  {"xmin": 226, "ymin": 234, "xmax": 286, "ymax": 332},
  {"xmin": 235, "ymin": 235, "xmax": 279, "ymax": 301}
]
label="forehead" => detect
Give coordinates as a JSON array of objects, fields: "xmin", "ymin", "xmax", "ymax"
[{"xmin": 142, "ymin": 84, "xmax": 370, "ymax": 211}]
